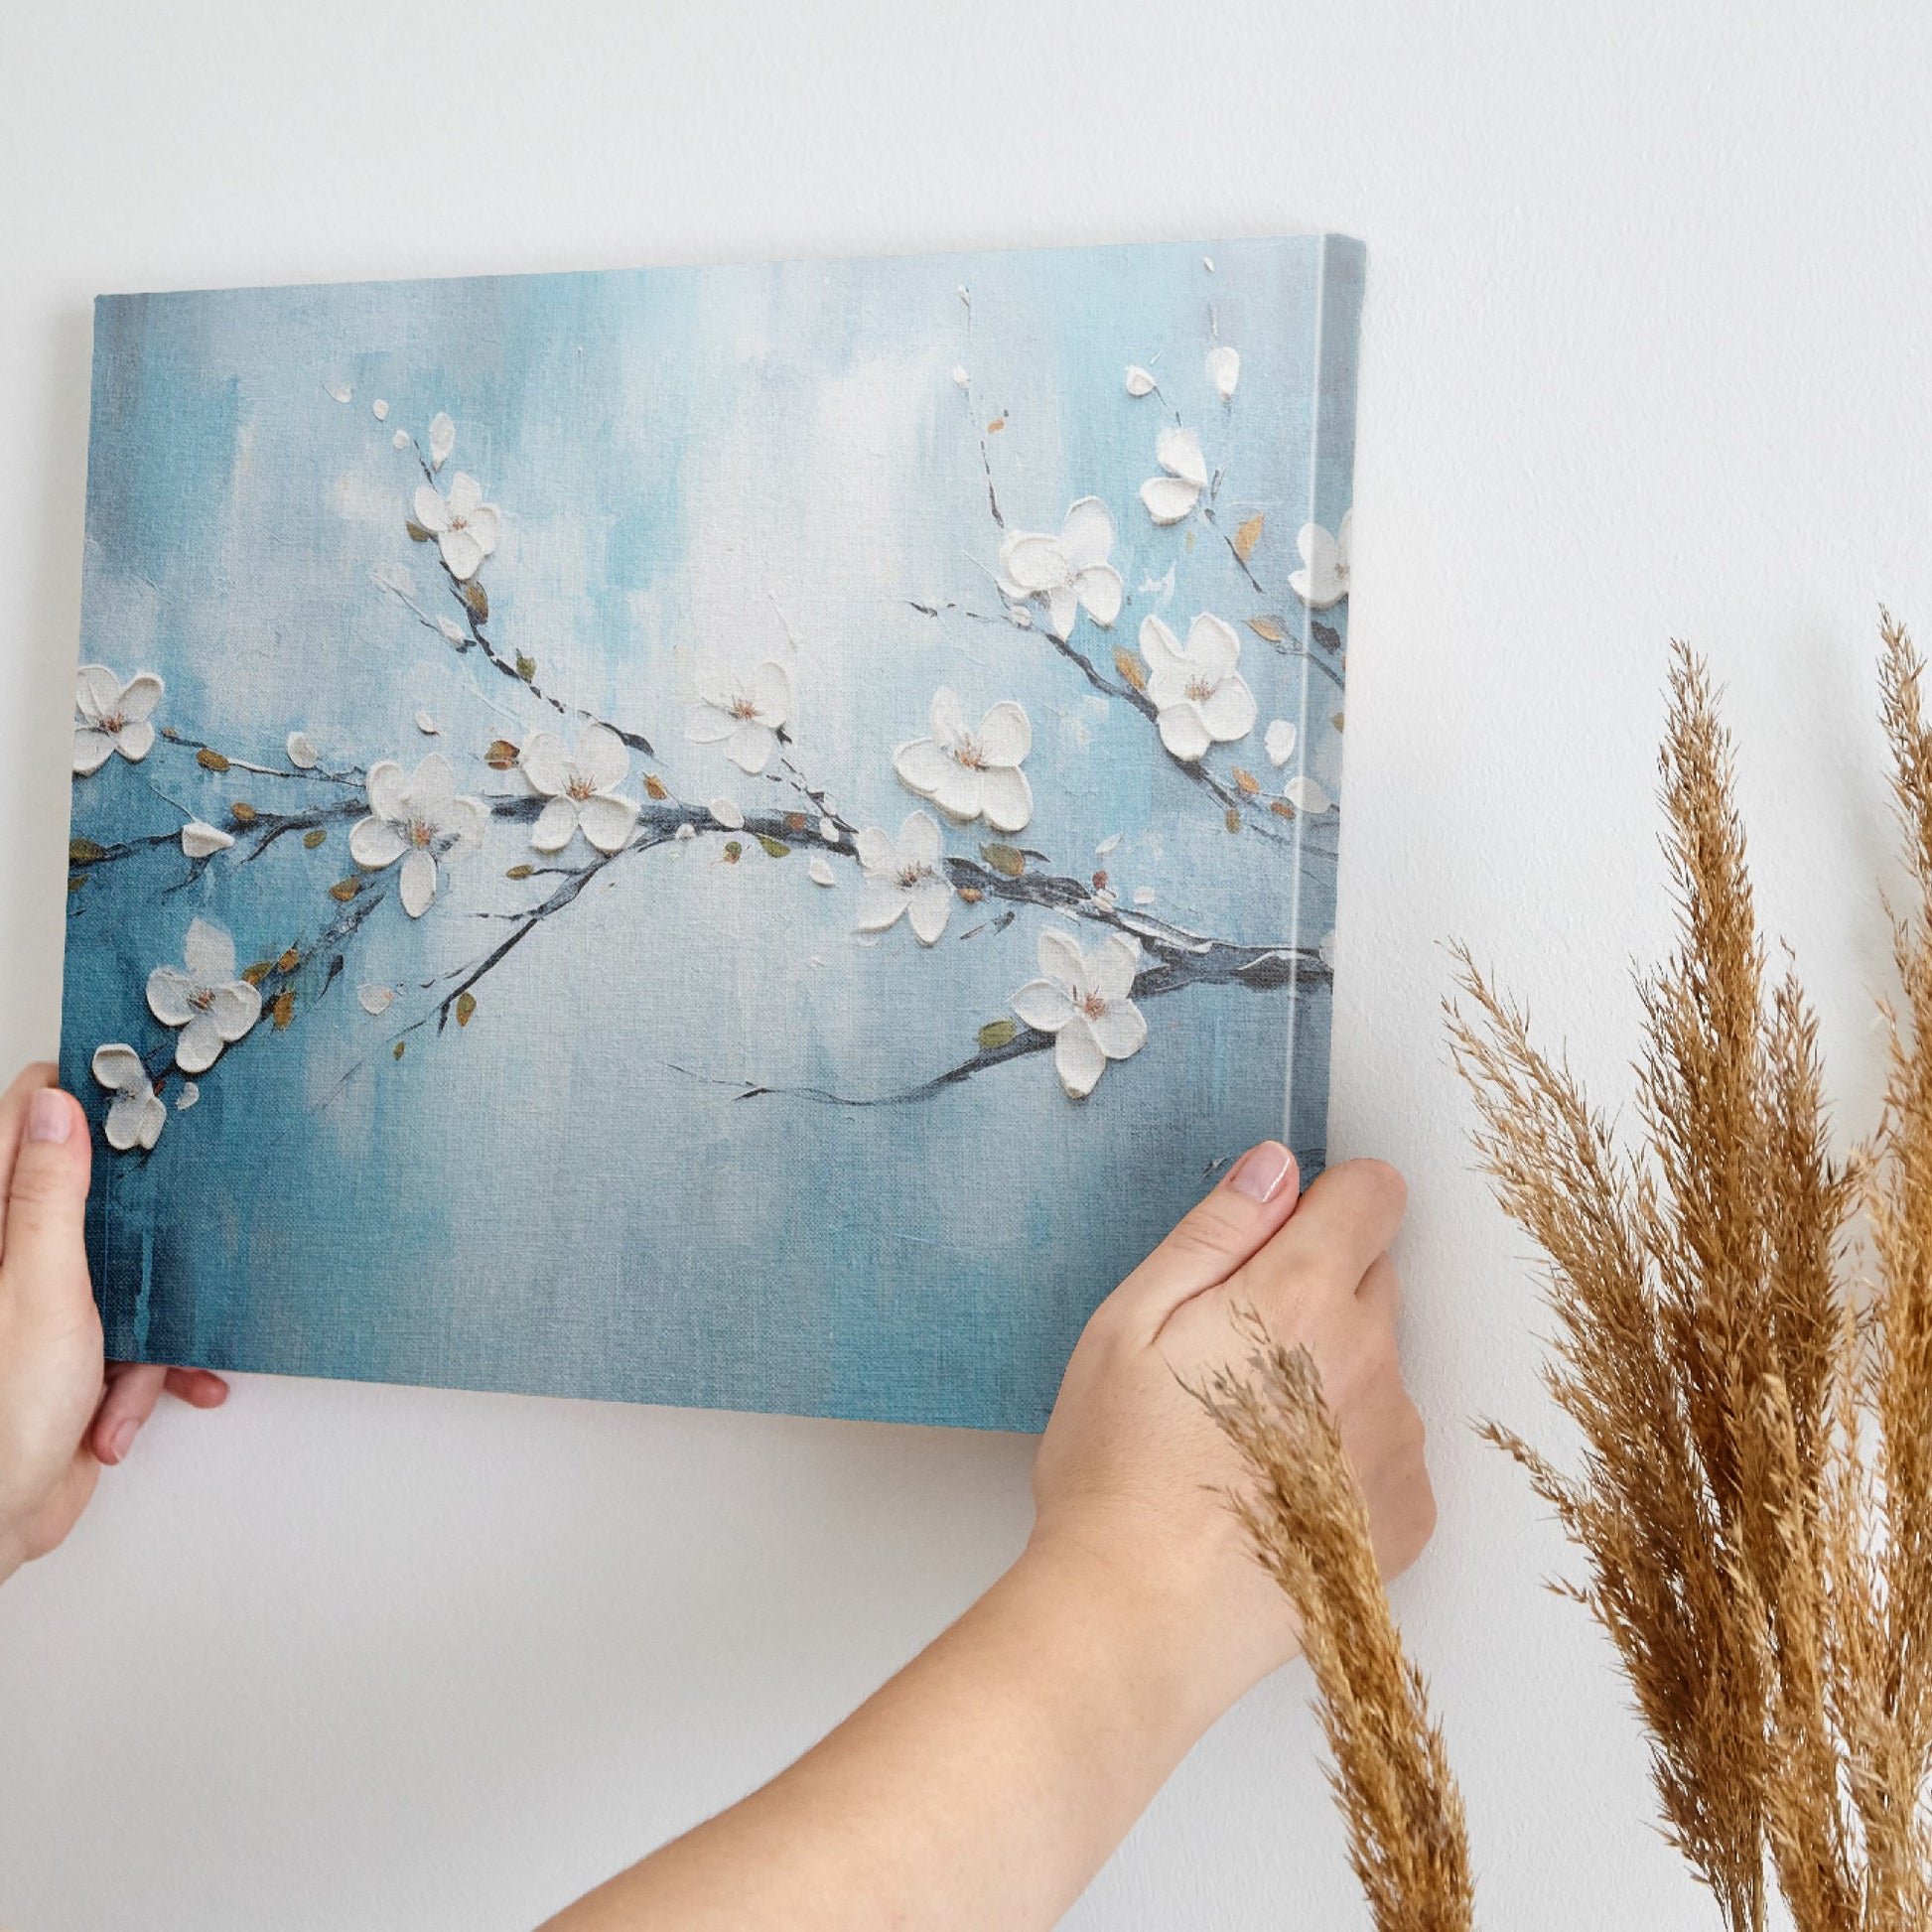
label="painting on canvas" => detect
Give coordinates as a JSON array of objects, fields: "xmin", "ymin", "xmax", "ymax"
[{"xmin": 60, "ymin": 235, "xmax": 1363, "ymax": 1430}]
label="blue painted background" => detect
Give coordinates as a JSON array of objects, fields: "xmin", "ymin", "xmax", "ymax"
[{"xmin": 62, "ymin": 235, "xmax": 1363, "ymax": 1431}]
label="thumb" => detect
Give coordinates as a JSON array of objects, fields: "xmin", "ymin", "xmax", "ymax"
[{"xmin": 1, "ymin": 1083, "xmax": 95, "ymax": 1323}]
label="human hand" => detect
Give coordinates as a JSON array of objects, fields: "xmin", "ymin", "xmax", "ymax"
[
  {"xmin": 1027, "ymin": 1145, "xmax": 1434, "ymax": 1725},
  {"xmin": 0, "ymin": 1062, "xmax": 228, "ymax": 1584}
]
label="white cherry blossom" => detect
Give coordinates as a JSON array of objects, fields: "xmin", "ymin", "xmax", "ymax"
[
  {"xmin": 894, "ymin": 689, "xmax": 1033, "ymax": 832},
  {"xmin": 1140, "ymin": 614, "xmax": 1257, "ymax": 761},
  {"xmin": 1290, "ymin": 508, "xmax": 1352, "ymax": 609},
  {"xmin": 412, "ymin": 472, "xmax": 499, "ymax": 581},
  {"xmin": 72, "ymin": 666, "xmax": 163, "ymax": 774},
  {"xmin": 1010, "ymin": 929, "xmax": 1149, "ymax": 1099},
  {"xmin": 1265, "ymin": 719, "xmax": 1298, "ymax": 766},
  {"xmin": 348, "ymin": 753, "xmax": 486, "ymax": 916},
  {"xmin": 180, "ymin": 819, "xmax": 233, "ymax": 859},
  {"xmin": 1206, "ymin": 345, "xmax": 1240, "ymax": 400},
  {"xmin": 1125, "ymin": 364, "xmax": 1158, "ymax": 397},
  {"xmin": 855, "ymin": 810, "xmax": 954, "ymax": 945},
  {"xmin": 518, "ymin": 724, "xmax": 639, "ymax": 855},
  {"xmin": 146, "ymin": 918, "xmax": 262, "ymax": 1075},
  {"xmin": 997, "ymin": 498, "xmax": 1124, "ymax": 640},
  {"xmin": 1138, "ymin": 426, "xmax": 1207, "ymax": 525},
  {"xmin": 286, "ymin": 730, "xmax": 319, "ymax": 769},
  {"xmin": 91, "ymin": 1044, "xmax": 166, "ymax": 1152},
  {"xmin": 1284, "ymin": 772, "xmax": 1334, "ymax": 814},
  {"xmin": 687, "ymin": 659, "xmax": 792, "ymax": 774}
]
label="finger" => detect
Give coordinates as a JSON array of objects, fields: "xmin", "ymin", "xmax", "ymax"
[
  {"xmin": 1109, "ymin": 1142, "xmax": 1302, "ymax": 1334},
  {"xmin": 0, "ymin": 1062, "xmax": 60, "ymax": 1262},
  {"xmin": 163, "ymin": 1366, "xmax": 229, "ymax": 1409},
  {"xmin": 92, "ymin": 1362, "xmax": 168, "ymax": 1464},
  {"xmin": 1240, "ymin": 1159, "xmax": 1408, "ymax": 1307},
  {"xmin": 1, "ymin": 1083, "xmax": 94, "ymax": 1326},
  {"xmin": 1355, "ymin": 1252, "xmax": 1402, "ymax": 1321}
]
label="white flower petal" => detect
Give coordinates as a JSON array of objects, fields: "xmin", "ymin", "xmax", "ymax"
[
  {"xmin": 175, "ymin": 1010, "xmax": 225, "ymax": 1076},
  {"xmin": 72, "ymin": 728, "xmax": 115, "ymax": 776},
  {"xmin": 1011, "ymin": 978, "xmax": 1074, "ymax": 1033},
  {"xmin": 415, "ymin": 711, "xmax": 439, "ymax": 736},
  {"xmin": 749, "ymin": 660, "xmax": 793, "ymax": 729},
  {"xmin": 854, "ymin": 825, "xmax": 896, "ymax": 874},
  {"xmin": 686, "ymin": 704, "xmax": 738, "ymax": 746},
  {"xmin": 407, "ymin": 753, "xmax": 455, "ymax": 813},
  {"xmin": 809, "ymin": 854, "xmax": 837, "ymax": 887},
  {"xmin": 427, "ymin": 412, "xmax": 456, "ymax": 469},
  {"xmin": 394, "ymin": 428, "xmax": 412, "ymax": 450},
  {"xmin": 1090, "ymin": 997, "xmax": 1148, "ymax": 1061},
  {"xmin": 899, "ymin": 809, "xmax": 943, "ymax": 869},
  {"xmin": 175, "ymin": 1081, "xmax": 201, "ymax": 1111},
  {"xmin": 447, "ymin": 472, "xmax": 483, "ymax": 518},
  {"xmin": 211, "ymin": 980, "xmax": 262, "ymax": 1041},
  {"xmin": 412, "ymin": 483, "xmax": 451, "ymax": 534},
  {"xmin": 1284, "ymin": 773, "xmax": 1333, "ymax": 814},
  {"xmin": 75, "ymin": 664, "xmax": 120, "ymax": 723},
  {"xmin": 725, "ymin": 718, "xmax": 777, "ymax": 773},
  {"xmin": 1139, "ymin": 475, "xmax": 1202, "ymax": 525},
  {"xmin": 1265, "ymin": 720, "xmax": 1298, "ymax": 767},
  {"xmin": 1073, "ymin": 564, "xmax": 1123, "ymax": 627},
  {"xmin": 286, "ymin": 730, "xmax": 319, "ymax": 769},
  {"xmin": 91, "ymin": 1042, "xmax": 147, "ymax": 1094},
  {"xmin": 105, "ymin": 1087, "xmax": 161, "ymax": 1152},
  {"xmin": 1156, "ymin": 703, "xmax": 1212, "ymax": 762},
  {"xmin": 1157, "ymin": 425, "xmax": 1207, "ymax": 488},
  {"xmin": 518, "ymin": 733, "xmax": 571, "ymax": 797},
  {"xmin": 928, "ymin": 687, "xmax": 971, "ymax": 746},
  {"xmin": 575, "ymin": 723, "xmax": 629, "ymax": 793},
  {"xmin": 977, "ymin": 765, "xmax": 1033, "ymax": 834},
  {"xmin": 1095, "ymin": 833, "xmax": 1121, "ymax": 857},
  {"xmin": 856, "ymin": 879, "xmax": 908, "ymax": 932},
  {"xmin": 439, "ymin": 526, "xmax": 485, "ymax": 581},
  {"xmin": 708, "ymin": 797, "xmax": 745, "ymax": 830},
  {"xmin": 146, "ymin": 967, "xmax": 197, "ymax": 1028},
  {"xmin": 1088, "ymin": 933, "xmax": 1143, "ymax": 1003},
  {"xmin": 184, "ymin": 916, "xmax": 236, "ymax": 985},
  {"xmin": 328, "ymin": 381, "xmax": 352, "ymax": 404},
  {"xmin": 357, "ymin": 984, "xmax": 396, "ymax": 1015},
  {"xmin": 1059, "ymin": 497, "xmax": 1115, "ymax": 575},
  {"xmin": 372, "ymin": 398, "xmax": 389, "ymax": 421},
  {"xmin": 1206, "ymin": 345, "xmax": 1240, "ymax": 400},
  {"xmin": 577, "ymin": 792, "xmax": 639, "ymax": 854},
  {"xmin": 1290, "ymin": 522, "xmax": 1346, "ymax": 609},
  {"xmin": 893, "ymin": 737, "xmax": 951, "ymax": 800},
  {"xmin": 1045, "ymin": 585, "xmax": 1080, "ymax": 640},
  {"xmin": 118, "ymin": 673, "xmax": 164, "ymax": 723},
  {"xmin": 436, "ymin": 615, "xmax": 466, "ymax": 644},
  {"xmin": 1000, "ymin": 532, "xmax": 1069, "ymax": 595},
  {"xmin": 399, "ymin": 847, "xmax": 438, "ymax": 916},
  {"xmin": 1037, "ymin": 926, "xmax": 1085, "ymax": 990},
  {"xmin": 927, "ymin": 761, "xmax": 984, "ymax": 823},
  {"xmin": 976, "ymin": 701, "xmax": 1032, "ymax": 768},
  {"xmin": 1184, "ymin": 613, "xmax": 1243, "ymax": 681},
  {"xmin": 906, "ymin": 877, "xmax": 953, "ymax": 945},
  {"xmin": 1125, "ymin": 365, "xmax": 1157, "ymax": 396},
  {"xmin": 530, "ymin": 796, "xmax": 579, "ymax": 852},
  {"xmin": 819, "ymin": 818, "xmax": 840, "ymax": 844},
  {"xmin": 349, "ymin": 816, "xmax": 407, "ymax": 868},
  {"xmin": 1196, "ymin": 672, "xmax": 1257, "ymax": 744},
  {"xmin": 365, "ymin": 759, "xmax": 407, "ymax": 823},
  {"xmin": 114, "ymin": 719, "xmax": 155, "ymax": 762},
  {"xmin": 1054, "ymin": 1017, "xmax": 1108, "ymax": 1099},
  {"xmin": 181, "ymin": 820, "xmax": 234, "ymax": 859}
]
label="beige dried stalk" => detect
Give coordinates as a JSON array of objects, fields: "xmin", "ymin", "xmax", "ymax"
[
  {"xmin": 1200, "ymin": 1313, "xmax": 1475, "ymax": 1932},
  {"xmin": 1446, "ymin": 621, "xmax": 1932, "ymax": 1929}
]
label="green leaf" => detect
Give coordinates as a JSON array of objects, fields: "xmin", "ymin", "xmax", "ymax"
[
  {"xmin": 302, "ymin": 827, "xmax": 328, "ymax": 849},
  {"xmin": 981, "ymin": 842, "xmax": 1026, "ymax": 878},
  {"xmin": 405, "ymin": 518, "xmax": 433, "ymax": 543},
  {"xmin": 514, "ymin": 652, "xmax": 536, "ymax": 682},
  {"xmin": 68, "ymin": 837, "xmax": 106, "ymax": 865},
  {"xmin": 976, "ymin": 1019, "xmax": 1020, "ymax": 1051},
  {"xmin": 463, "ymin": 580, "xmax": 490, "ymax": 621},
  {"xmin": 756, "ymin": 835, "xmax": 791, "ymax": 860},
  {"xmin": 455, "ymin": 991, "xmax": 477, "ymax": 1028},
  {"xmin": 67, "ymin": 874, "xmax": 86, "ymax": 895},
  {"xmin": 393, "ymin": 1039, "xmax": 406, "ymax": 1061},
  {"xmin": 505, "ymin": 863, "xmax": 534, "ymax": 880},
  {"xmin": 722, "ymin": 840, "xmax": 743, "ymax": 863}
]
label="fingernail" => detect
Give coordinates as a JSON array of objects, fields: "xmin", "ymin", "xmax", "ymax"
[
  {"xmin": 1228, "ymin": 1142, "xmax": 1294, "ymax": 1203},
  {"xmin": 107, "ymin": 1418, "xmax": 138, "ymax": 1463},
  {"xmin": 27, "ymin": 1090, "xmax": 71, "ymax": 1145}
]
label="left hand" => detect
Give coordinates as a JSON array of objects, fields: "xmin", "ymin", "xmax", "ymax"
[{"xmin": 0, "ymin": 1061, "xmax": 228, "ymax": 1584}]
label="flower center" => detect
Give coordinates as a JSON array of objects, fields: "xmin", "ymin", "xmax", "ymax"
[
  {"xmin": 729, "ymin": 696, "xmax": 760, "ymax": 721},
  {"xmin": 566, "ymin": 774, "xmax": 597, "ymax": 801},
  {"xmin": 101, "ymin": 712, "xmax": 124, "ymax": 733},
  {"xmin": 408, "ymin": 819, "xmax": 435, "ymax": 848},
  {"xmin": 897, "ymin": 862, "xmax": 933, "ymax": 890},
  {"xmin": 947, "ymin": 734, "xmax": 986, "ymax": 770},
  {"xmin": 1080, "ymin": 991, "xmax": 1110, "ymax": 1021},
  {"xmin": 1184, "ymin": 675, "xmax": 1217, "ymax": 704},
  {"xmin": 190, "ymin": 986, "xmax": 215, "ymax": 1013}
]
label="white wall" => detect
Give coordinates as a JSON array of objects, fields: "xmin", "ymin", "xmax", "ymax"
[{"xmin": 3, "ymin": 3, "xmax": 1928, "ymax": 1924}]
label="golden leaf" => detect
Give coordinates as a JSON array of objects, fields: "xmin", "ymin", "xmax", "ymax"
[
  {"xmin": 277, "ymin": 947, "xmax": 300, "ymax": 974},
  {"xmin": 1271, "ymin": 798, "xmax": 1297, "ymax": 820},
  {"xmin": 514, "ymin": 652, "xmax": 535, "ymax": 682},
  {"xmin": 455, "ymin": 991, "xmax": 477, "ymax": 1028},
  {"xmin": 271, "ymin": 989, "xmax": 295, "ymax": 1030},
  {"xmin": 643, "ymin": 773, "xmax": 668, "ymax": 801},
  {"xmin": 757, "ymin": 835, "xmax": 791, "ymax": 859},
  {"xmin": 1331, "ymin": 712, "xmax": 1345, "ymax": 732},
  {"xmin": 230, "ymin": 801, "xmax": 257, "ymax": 825},
  {"xmin": 959, "ymin": 887, "xmax": 984, "ymax": 904},
  {"xmin": 404, "ymin": 518, "xmax": 433, "ymax": 543},
  {"xmin": 1114, "ymin": 648, "xmax": 1148, "ymax": 693},
  {"xmin": 302, "ymin": 827, "xmax": 328, "ymax": 849},
  {"xmin": 67, "ymin": 875, "xmax": 86, "ymax": 895},
  {"xmin": 1233, "ymin": 513, "xmax": 1265, "ymax": 564},
  {"xmin": 329, "ymin": 877, "xmax": 362, "ymax": 902},
  {"xmin": 393, "ymin": 1040, "xmax": 406, "ymax": 1061},
  {"xmin": 242, "ymin": 961, "xmax": 274, "ymax": 986},
  {"xmin": 1247, "ymin": 616, "xmax": 1288, "ymax": 643},
  {"xmin": 484, "ymin": 739, "xmax": 519, "ymax": 770},
  {"xmin": 68, "ymin": 837, "xmax": 106, "ymax": 865},
  {"xmin": 987, "ymin": 417, "xmax": 1006, "ymax": 434},
  {"xmin": 977, "ymin": 1019, "xmax": 1020, "ymax": 1051},
  {"xmin": 1234, "ymin": 767, "xmax": 1261, "ymax": 795},
  {"xmin": 981, "ymin": 842, "xmax": 1026, "ymax": 878},
  {"xmin": 463, "ymin": 580, "xmax": 490, "ymax": 621},
  {"xmin": 505, "ymin": 863, "xmax": 534, "ymax": 880},
  {"xmin": 1225, "ymin": 806, "xmax": 1242, "ymax": 833},
  {"xmin": 196, "ymin": 748, "xmax": 230, "ymax": 773}
]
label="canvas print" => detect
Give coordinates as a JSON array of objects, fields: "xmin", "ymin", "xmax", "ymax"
[{"xmin": 59, "ymin": 235, "xmax": 1364, "ymax": 1431}]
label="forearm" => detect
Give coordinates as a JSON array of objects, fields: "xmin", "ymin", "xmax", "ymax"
[{"xmin": 544, "ymin": 1542, "xmax": 1237, "ymax": 1931}]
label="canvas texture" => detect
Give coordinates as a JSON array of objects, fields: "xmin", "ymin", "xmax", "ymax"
[{"xmin": 59, "ymin": 235, "xmax": 1365, "ymax": 1432}]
